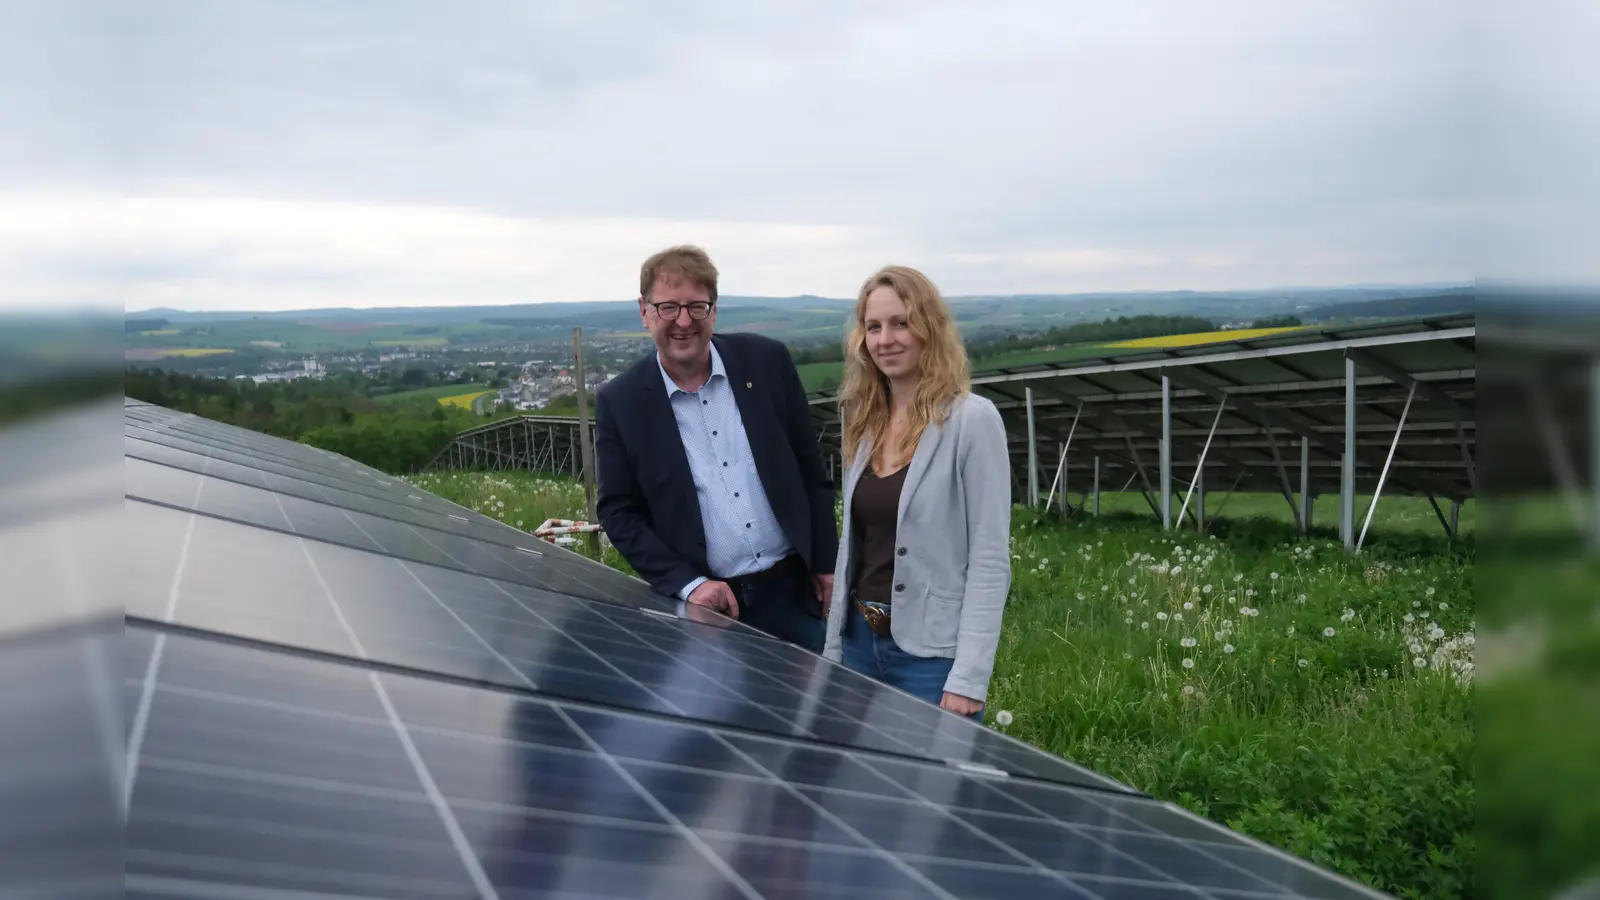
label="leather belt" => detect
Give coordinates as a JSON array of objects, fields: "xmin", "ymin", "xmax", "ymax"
[{"xmin": 854, "ymin": 595, "xmax": 892, "ymax": 637}]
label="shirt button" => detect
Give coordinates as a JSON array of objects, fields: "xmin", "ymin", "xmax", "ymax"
[
  {"xmin": 896, "ymin": 547, "xmax": 907, "ymax": 556},
  {"xmin": 894, "ymin": 583, "xmax": 905, "ymax": 592},
  {"xmin": 734, "ymin": 492, "xmax": 740, "ymax": 498},
  {"xmin": 745, "ymin": 522, "xmax": 752, "ymax": 528},
  {"xmin": 722, "ymin": 461, "xmax": 728, "ymax": 467},
  {"xmin": 712, "ymin": 430, "xmax": 718, "ymax": 436}
]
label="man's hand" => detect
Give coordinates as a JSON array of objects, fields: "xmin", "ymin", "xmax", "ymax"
[
  {"xmin": 813, "ymin": 573, "xmax": 834, "ymax": 618},
  {"xmin": 940, "ymin": 691, "xmax": 984, "ymax": 717},
  {"xmin": 687, "ymin": 580, "xmax": 739, "ymax": 619}
]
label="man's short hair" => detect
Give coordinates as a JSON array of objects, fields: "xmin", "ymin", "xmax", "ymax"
[{"xmin": 640, "ymin": 245, "xmax": 719, "ymax": 304}]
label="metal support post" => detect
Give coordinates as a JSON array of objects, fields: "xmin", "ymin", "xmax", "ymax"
[
  {"xmin": 1093, "ymin": 456, "xmax": 1101, "ymax": 517},
  {"xmin": 1176, "ymin": 391, "xmax": 1225, "ymax": 530},
  {"xmin": 1196, "ymin": 465, "xmax": 1205, "ymax": 531},
  {"xmin": 572, "ymin": 329, "xmax": 599, "ymax": 555},
  {"xmin": 1341, "ymin": 355, "xmax": 1357, "ymax": 548},
  {"xmin": 1044, "ymin": 403, "xmax": 1082, "ymax": 513},
  {"xmin": 1160, "ymin": 374, "xmax": 1172, "ymax": 529},
  {"xmin": 1357, "ymin": 382, "xmax": 1418, "ymax": 553},
  {"xmin": 1025, "ymin": 386, "xmax": 1039, "ymax": 506},
  {"xmin": 1300, "ymin": 437, "xmax": 1312, "ymax": 533}
]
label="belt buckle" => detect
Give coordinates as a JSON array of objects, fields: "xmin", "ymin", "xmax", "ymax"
[{"xmin": 856, "ymin": 599, "xmax": 892, "ymax": 637}]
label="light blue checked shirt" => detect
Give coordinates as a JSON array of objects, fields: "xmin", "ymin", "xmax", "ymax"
[{"xmin": 659, "ymin": 343, "xmax": 792, "ymax": 601}]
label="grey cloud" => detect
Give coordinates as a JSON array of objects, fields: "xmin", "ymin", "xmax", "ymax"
[{"xmin": 0, "ymin": 0, "xmax": 1590, "ymax": 307}]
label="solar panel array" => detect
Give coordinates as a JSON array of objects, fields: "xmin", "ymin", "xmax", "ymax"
[{"xmin": 122, "ymin": 397, "xmax": 1392, "ymax": 899}]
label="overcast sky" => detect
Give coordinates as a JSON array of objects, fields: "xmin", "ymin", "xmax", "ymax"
[{"xmin": 0, "ymin": 0, "xmax": 1590, "ymax": 313}]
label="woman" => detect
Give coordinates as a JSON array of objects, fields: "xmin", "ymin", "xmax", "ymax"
[{"xmin": 821, "ymin": 265, "xmax": 1013, "ymax": 720}]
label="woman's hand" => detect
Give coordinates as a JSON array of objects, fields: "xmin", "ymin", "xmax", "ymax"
[{"xmin": 940, "ymin": 691, "xmax": 983, "ymax": 716}]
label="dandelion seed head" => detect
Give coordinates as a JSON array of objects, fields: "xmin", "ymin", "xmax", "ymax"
[
  {"xmin": 1182, "ymin": 658, "xmax": 1195, "ymax": 669},
  {"xmin": 1323, "ymin": 627, "xmax": 1336, "ymax": 638},
  {"xmin": 1223, "ymin": 644, "xmax": 1235, "ymax": 654},
  {"xmin": 995, "ymin": 710, "xmax": 1014, "ymax": 726}
]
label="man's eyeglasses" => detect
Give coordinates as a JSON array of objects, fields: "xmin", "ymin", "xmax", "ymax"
[{"xmin": 646, "ymin": 300, "xmax": 714, "ymax": 320}]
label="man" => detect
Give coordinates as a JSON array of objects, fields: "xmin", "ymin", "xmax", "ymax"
[{"xmin": 593, "ymin": 245, "xmax": 837, "ymax": 653}]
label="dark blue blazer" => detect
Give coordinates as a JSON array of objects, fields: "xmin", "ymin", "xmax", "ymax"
[{"xmin": 593, "ymin": 332, "xmax": 839, "ymax": 602}]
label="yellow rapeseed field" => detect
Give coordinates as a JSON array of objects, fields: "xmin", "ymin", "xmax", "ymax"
[
  {"xmin": 439, "ymin": 390, "xmax": 491, "ymax": 410},
  {"xmin": 1104, "ymin": 325, "xmax": 1306, "ymax": 349},
  {"xmin": 160, "ymin": 348, "xmax": 234, "ymax": 357}
]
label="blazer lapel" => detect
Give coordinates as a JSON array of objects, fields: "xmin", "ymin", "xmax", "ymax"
[
  {"xmin": 717, "ymin": 336, "xmax": 781, "ymax": 492},
  {"xmin": 639, "ymin": 364, "xmax": 706, "ymax": 553},
  {"xmin": 897, "ymin": 416, "xmax": 945, "ymax": 526}
]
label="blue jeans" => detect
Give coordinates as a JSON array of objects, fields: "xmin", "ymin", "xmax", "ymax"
[{"xmin": 841, "ymin": 599, "xmax": 984, "ymax": 722}]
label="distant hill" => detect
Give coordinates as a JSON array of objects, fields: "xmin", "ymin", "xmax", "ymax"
[{"xmin": 1300, "ymin": 288, "xmax": 1474, "ymax": 323}]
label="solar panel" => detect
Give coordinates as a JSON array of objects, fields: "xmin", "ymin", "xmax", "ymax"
[
  {"xmin": 115, "ymin": 400, "xmax": 1392, "ymax": 899},
  {"xmin": 126, "ymin": 622, "xmax": 1377, "ymax": 900}
]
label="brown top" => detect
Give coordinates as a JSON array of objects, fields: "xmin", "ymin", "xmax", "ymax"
[{"xmin": 849, "ymin": 462, "xmax": 907, "ymax": 606}]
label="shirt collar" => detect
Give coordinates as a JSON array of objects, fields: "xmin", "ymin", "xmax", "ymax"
[{"xmin": 657, "ymin": 340, "xmax": 725, "ymax": 397}]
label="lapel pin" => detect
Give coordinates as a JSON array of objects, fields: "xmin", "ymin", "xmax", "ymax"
[{"xmin": 746, "ymin": 381, "xmax": 753, "ymax": 388}]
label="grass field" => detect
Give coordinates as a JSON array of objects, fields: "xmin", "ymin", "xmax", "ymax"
[
  {"xmin": 156, "ymin": 347, "xmax": 234, "ymax": 357},
  {"xmin": 372, "ymin": 382, "xmax": 492, "ymax": 404},
  {"xmin": 372, "ymin": 336, "xmax": 450, "ymax": 347},
  {"xmin": 403, "ymin": 467, "xmax": 1474, "ymax": 898}
]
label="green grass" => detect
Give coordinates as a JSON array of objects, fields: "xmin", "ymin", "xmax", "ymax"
[
  {"xmin": 405, "ymin": 467, "xmax": 1474, "ymax": 899},
  {"xmin": 372, "ymin": 382, "xmax": 492, "ymax": 404}
]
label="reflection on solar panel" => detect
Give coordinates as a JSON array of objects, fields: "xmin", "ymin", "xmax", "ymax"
[{"xmin": 120, "ymin": 397, "xmax": 1392, "ymax": 899}]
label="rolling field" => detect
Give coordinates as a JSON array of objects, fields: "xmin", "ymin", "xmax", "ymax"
[
  {"xmin": 438, "ymin": 389, "xmax": 492, "ymax": 410},
  {"xmin": 404, "ymin": 467, "xmax": 1474, "ymax": 898},
  {"xmin": 371, "ymin": 382, "xmax": 492, "ymax": 404},
  {"xmin": 1104, "ymin": 325, "xmax": 1306, "ymax": 349}
]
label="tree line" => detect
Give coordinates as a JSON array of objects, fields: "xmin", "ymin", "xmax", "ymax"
[{"xmin": 124, "ymin": 368, "xmax": 497, "ymax": 475}]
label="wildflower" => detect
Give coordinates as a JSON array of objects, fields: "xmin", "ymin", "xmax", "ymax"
[
  {"xmin": 1221, "ymin": 619, "xmax": 1233, "ymax": 628},
  {"xmin": 1141, "ymin": 622, "xmax": 1150, "ymax": 630},
  {"xmin": 1412, "ymin": 601, "xmax": 1421, "ymax": 608},
  {"xmin": 1403, "ymin": 613, "xmax": 1415, "ymax": 624},
  {"xmin": 995, "ymin": 710, "xmax": 1014, "ymax": 727},
  {"xmin": 1183, "ymin": 601, "xmax": 1194, "ymax": 610},
  {"xmin": 1270, "ymin": 572, "xmax": 1280, "ymax": 581},
  {"xmin": 1182, "ymin": 685, "xmax": 1196, "ymax": 696},
  {"xmin": 1172, "ymin": 565, "xmax": 1183, "ymax": 576},
  {"xmin": 1234, "ymin": 574, "xmax": 1244, "ymax": 583},
  {"xmin": 1340, "ymin": 608, "xmax": 1355, "ymax": 622},
  {"xmin": 1426, "ymin": 587, "xmax": 1436, "ymax": 597},
  {"xmin": 1041, "ymin": 558, "xmax": 1049, "ymax": 566},
  {"xmin": 1298, "ymin": 659, "xmax": 1309, "ymax": 669},
  {"xmin": 1215, "ymin": 631, "xmax": 1227, "ymax": 641},
  {"xmin": 1410, "ymin": 643, "xmax": 1423, "ymax": 654},
  {"xmin": 1296, "ymin": 594, "xmax": 1306, "ymax": 604},
  {"xmin": 1413, "ymin": 657, "xmax": 1427, "ymax": 668},
  {"xmin": 1157, "ymin": 612, "xmax": 1169, "ymax": 621},
  {"xmin": 1430, "ymin": 626, "xmax": 1446, "ymax": 640},
  {"xmin": 1223, "ymin": 644, "xmax": 1235, "ymax": 654},
  {"xmin": 1181, "ymin": 637, "xmax": 1197, "ymax": 648},
  {"xmin": 1126, "ymin": 617, "xmax": 1134, "ymax": 625},
  {"xmin": 1323, "ymin": 627, "xmax": 1335, "ymax": 638},
  {"xmin": 1438, "ymin": 602, "xmax": 1449, "ymax": 610},
  {"xmin": 1076, "ymin": 592, "xmax": 1085, "ymax": 601},
  {"xmin": 1182, "ymin": 658, "xmax": 1195, "ymax": 669},
  {"xmin": 1173, "ymin": 612, "xmax": 1184, "ymax": 622},
  {"xmin": 1101, "ymin": 585, "xmax": 1109, "ymax": 592},
  {"xmin": 1286, "ymin": 625, "xmax": 1295, "ymax": 636},
  {"xmin": 1203, "ymin": 584, "xmax": 1213, "ymax": 594}
]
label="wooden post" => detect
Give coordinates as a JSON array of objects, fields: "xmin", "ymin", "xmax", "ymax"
[{"xmin": 572, "ymin": 328, "xmax": 600, "ymax": 558}]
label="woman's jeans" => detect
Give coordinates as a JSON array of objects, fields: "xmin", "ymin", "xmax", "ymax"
[{"xmin": 841, "ymin": 599, "xmax": 984, "ymax": 723}]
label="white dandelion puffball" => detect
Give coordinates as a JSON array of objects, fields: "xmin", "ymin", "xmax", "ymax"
[
  {"xmin": 1298, "ymin": 659, "xmax": 1309, "ymax": 668},
  {"xmin": 1203, "ymin": 584, "xmax": 1213, "ymax": 594},
  {"xmin": 1181, "ymin": 658, "xmax": 1195, "ymax": 669},
  {"xmin": 1439, "ymin": 602, "xmax": 1449, "ymax": 610},
  {"xmin": 1413, "ymin": 657, "xmax": 1427, "ymax": 668},
  {"xmin": 1323, "ymin": 627, "xmax": 1336, "ymax": 638},
  {"xmin": 1041, "ymin": 558, "xmax": 1049, "ymax": 565},
  {"xmin": 1271, "ymin": 572, "xmax": 1280, "ymax": 580},
  {"xmin": 995, "ymin": 710, "xmax": 1014, "ymax": 727},
  {"xmin": 1157, "ymin": 612, "xmax": 1169, "ymax": 621},
  {"xmin": 1404, "ymin": 613, "xmax": 1416, "ymax": 623},
  {"xmin": 1182, "ymin": 685, "xmax": 1196, "ymax": 696},
  {"xmin": 1183, "ymin": 601, "xmax": 1194, "ymax": 610},
  {"xmin": 1234, "ymin": 573, "xmax": 1244, "ymax": 583},
  {"xmin": 1410, "ymin": 643, "xmax": 1423, "ymax": 654},
  {"xmin": 1172, "ymin": 612, "xmax": 1184, "ymax": 622},
  {"xmin": 1181, "ymin": 637, "xmax": 1197, "ymax": 648},
  {"xmin": 1223, "ymin": 644, "xmax": 1236, "ymax": 654},
  {"xmin": 1141, "ymin": 622, "xmax": 1150, "ymax": 630}
]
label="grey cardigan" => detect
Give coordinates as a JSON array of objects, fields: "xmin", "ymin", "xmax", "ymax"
[{"xmin": 821, "ymin": 391, "xmax": 1014, "ymax": 703}]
